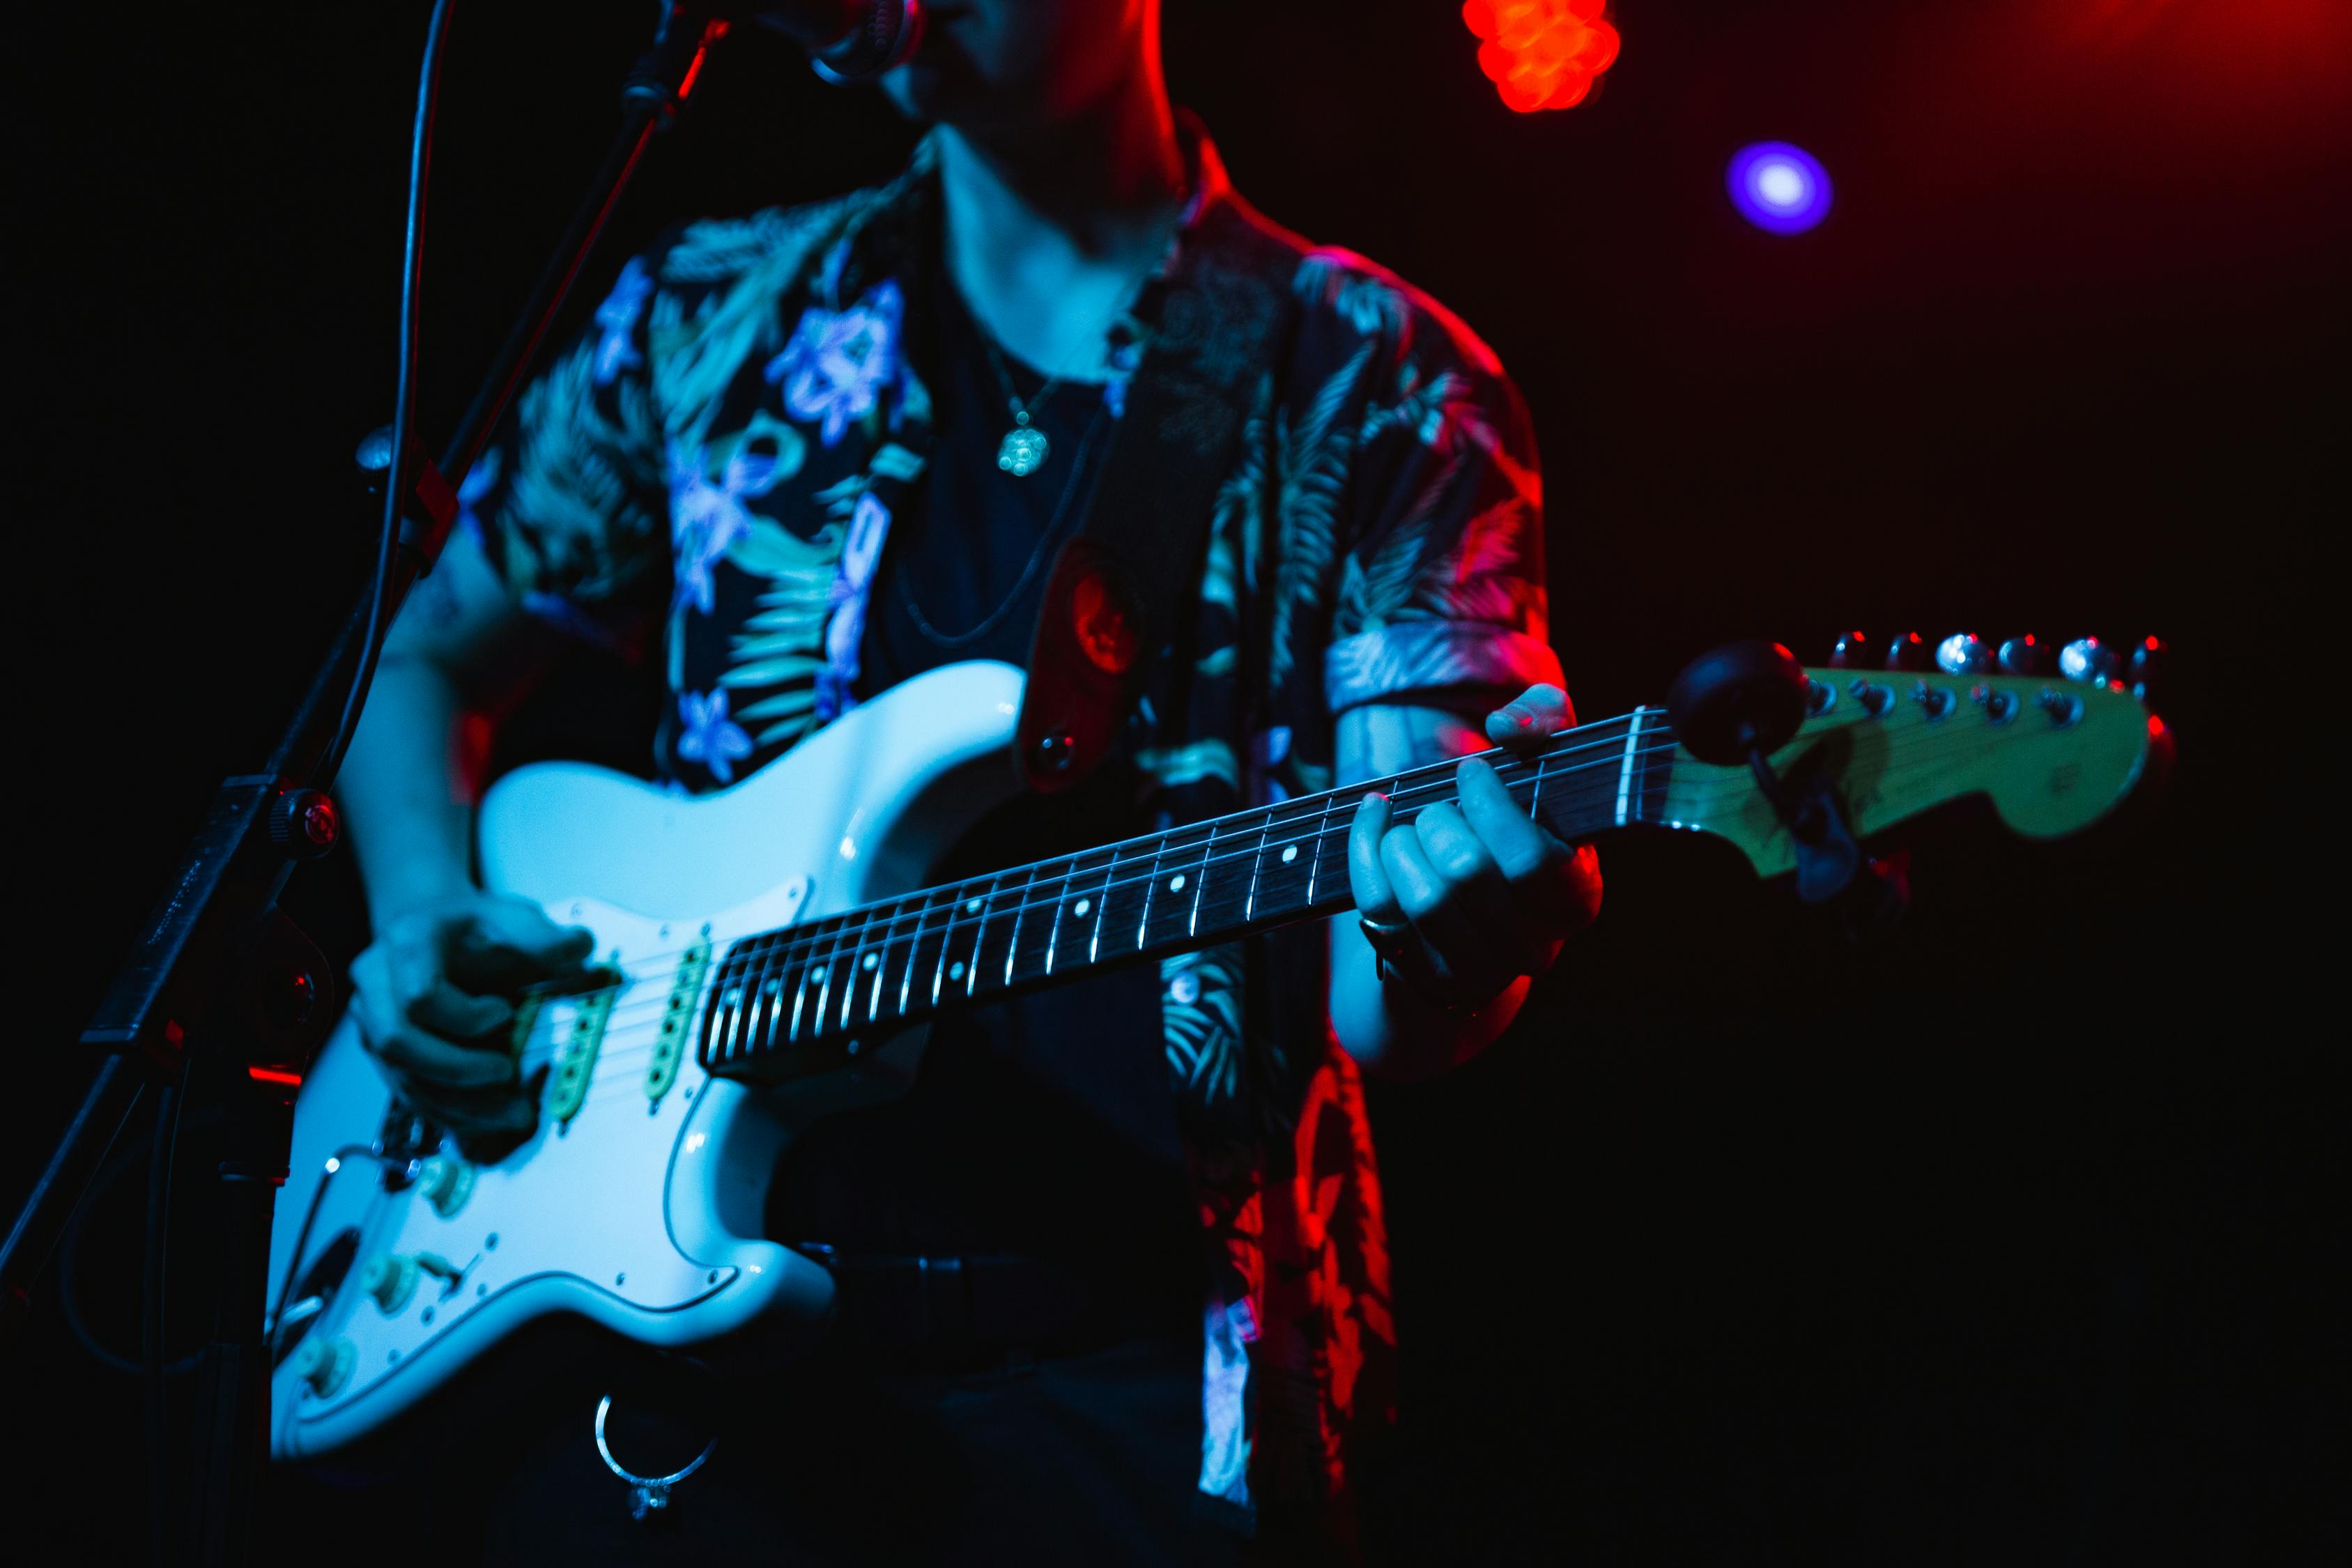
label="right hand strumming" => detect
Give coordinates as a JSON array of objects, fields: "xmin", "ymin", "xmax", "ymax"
[{"xmin": 347, "ymin": 891, "xmax": 596, "ymax": 1137}]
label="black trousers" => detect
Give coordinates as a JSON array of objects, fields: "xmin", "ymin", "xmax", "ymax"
[{"xmin": 464, "ymin": 1332, "xmax": 1245, "ymax": 1568}]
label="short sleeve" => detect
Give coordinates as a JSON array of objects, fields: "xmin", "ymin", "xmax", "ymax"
[
  {"xmin": 461, "ymin": 252, "xmax": 673, "ymax": 647},
  {"xmin": 1302, "ymin": 253, "xmax": 1562, "ymax": 715}
]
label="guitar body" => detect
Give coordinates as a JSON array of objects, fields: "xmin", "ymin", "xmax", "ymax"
[
  {"xmin": 265, "ymin": 638, "xmax": 2158, "ymax": 1461},
  {"xmin": 267, "ymin": 660, "xmax": 1029, "ymax": 1460}
]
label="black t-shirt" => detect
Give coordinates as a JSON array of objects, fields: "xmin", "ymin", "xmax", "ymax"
[{"xmin": 766, "ymin": 272, "xmax": 1196, "ymax": 1309}]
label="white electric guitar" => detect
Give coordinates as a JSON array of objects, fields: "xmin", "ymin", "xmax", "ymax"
[{"xmin": 266, "ymin": 650, "xmax": 2160, "ymax": 1459}]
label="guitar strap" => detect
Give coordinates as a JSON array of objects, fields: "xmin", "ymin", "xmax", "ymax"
[{"xmin": 1016, "ymin": 197, "xmax": 1303, "ymax": 792}]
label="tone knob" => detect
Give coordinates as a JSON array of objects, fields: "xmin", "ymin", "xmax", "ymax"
[
  {"xmin": 415, "ymin": 1155, "xmax": 474, "ymax": 1219},
  {"xmin": 1997, "ymin": 635, "xmax": 2054, "ymax": 676},
  {"xmin": 1829, "ymin": 629, "xmax": 1871, "ymax": 669},
  {"xmin": 2129, "ymin": 636, "xmax": 2165, "ymax": 703},
  {"xmin": 1934, "ymin": 633, "xmax": 1993, "ymax": 676},
  {"xmin": 357, "ymin": 1252, "xmax": 421, "ymax": 1314},
  {"xmin": 2059, "ymin": 637, "xmax": 2121, "ymax": 685},
  {"xmin": 1884, "ymin": 632, "xmax": 1930, "ymax": 672},
  {"xmin": 289, "ymin": 1334, "xmax": 356, "ymax": 1399}
]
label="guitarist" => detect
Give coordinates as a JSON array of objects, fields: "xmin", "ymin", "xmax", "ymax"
[{"xmin": 332, "ymin": 1, "xmax": 1602, "ymax": 1561}]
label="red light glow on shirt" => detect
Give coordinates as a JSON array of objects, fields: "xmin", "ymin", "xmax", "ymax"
[{"xmin": 1463, "ymin": 0, "xmax": 1621, "ymax": 112}]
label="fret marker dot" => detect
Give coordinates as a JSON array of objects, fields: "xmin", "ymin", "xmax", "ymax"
[
  {"xmin": 861, "ymin": 953, "xmax": 879, "ymax": 971},
  {"xmin": 1281, "ymin": 845, "xmax": 1298, "ymax": 863},
  {"xmin": 809, "ymin": 967, "xmax": 824, "ymax": 983},
  {"xmin": 1073, "ymin": 898, "xmax": 1091, "ymax": 916},
  {"xmin": 1169, "ymin": 874, "xmax": 1186, "ymax": 892},
  {"xmin": 948, "ymin": 961, "xmax": 965, "ymax": 981},
  {"xmin": 965, "ymin": 899, "xmax": 983, "ymax": 914}
]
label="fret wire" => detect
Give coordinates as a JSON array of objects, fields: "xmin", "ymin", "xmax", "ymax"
[
  {"xmin": 960, "ymin": 874, "xmax": 992, "ymax": 999},
  {"xmin": 1001, "ymin": 861, "xmax": 1040, "ymax": 990},
  {"xmin": 1136, "ymin": 826, "xmax": 1167, "ymax": 953},
  {"xmin": 1086, "ymin": 843, "xmax": 1119, "ymax": 964},
  {"xmin": 787, "ymin": 936, "xmax": 816, "ymax": 1043},
  {"xmin": 1187, "ymin": 817, "xmax": 1216, "ymax": 937},
  {"xmin": 741, "ymin": 765, "xmax": 1645, "ymax": 1049},
  {"xmin": 757, "ymin": 738, "xmax": 1675, "ymax": 968},
  {"xmin": 827, "ymin": 900, "xmax": 868, "ymax": 1035},
  {"xmin": 1043, "ymin": 856, "xmax": 1075, "ymax": 976},
  {"xmin": 740, "ymin": 930, "xmax": 786, "ymax": 1058},
  {"xmin": 1245, "ymin": 805, "xmax": 1274, "ymax": 921},
  {"xmin": 737, "ymin": 728, "xmax": 1677, "ymax": 976}
]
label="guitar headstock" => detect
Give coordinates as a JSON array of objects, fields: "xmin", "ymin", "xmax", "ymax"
[{"xmin": 1659, "ymin": 633, "xmax": 2166, "ymax": 879}]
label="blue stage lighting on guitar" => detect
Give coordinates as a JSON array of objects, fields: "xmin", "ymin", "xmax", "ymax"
[{"xmin": 1728, "ymin": 141, "xmax": 1833, "ymax": 235}]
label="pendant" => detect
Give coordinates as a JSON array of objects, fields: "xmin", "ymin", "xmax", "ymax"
[{"xmin": 997, "ymin": 413, "xmax": 1050, "ymax": 477}]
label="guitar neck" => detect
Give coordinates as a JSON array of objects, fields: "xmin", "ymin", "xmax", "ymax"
[{"xmin": 700, "ymin": 707, "xmax": 1675, "ymax": 1081}]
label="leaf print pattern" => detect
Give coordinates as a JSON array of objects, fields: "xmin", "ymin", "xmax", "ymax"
[
  {"xmin": 1268, "ymin": 339, "xmax": 1374, "ymax": 691},
  {"xmin": 471, "ymin": 127, "xmax": 1561, "ymax": 1535},
  {"xmin": 592, "ymin": 259, "xmax": 654, "ymax": 387},
  {"xmin": 1162, "ymin": 945, "xmax": 1246, "ymax": 1105}
]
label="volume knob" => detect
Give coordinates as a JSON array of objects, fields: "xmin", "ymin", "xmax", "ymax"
[
  {"xmin": 415, "ymin": 1155, "xmax": 474, "ymax": 1219},
  {"xmin": 357, "ymin": 1252, "xmax": 421, "ymax": 1314},
  {"xmin": 289, "ymin": 1335, "xmax": 356, "ymax": 1399}
]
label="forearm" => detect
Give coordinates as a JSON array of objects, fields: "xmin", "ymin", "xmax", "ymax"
[{"xmin": 335, "ymin": 652, "xmax": 481, "ymax": 929}]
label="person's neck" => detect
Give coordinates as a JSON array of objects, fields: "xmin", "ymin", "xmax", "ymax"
[{"xmin": 937, "ymin": 77, "xmax": 1187, "ymax": 378}]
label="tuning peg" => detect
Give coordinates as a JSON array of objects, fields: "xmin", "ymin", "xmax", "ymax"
[
  {"xmin": 1997, "ymin": 635, "xmax": 2055, "ymax": 677},
  {"xmin": 1884, "ymin": 632, "xmax": 1930, "ymax": 672},
  {"xmin": 2059, "ymin": 637, "xmax": 2122, "ymax": 685},
  {"xmin": 1829, "ymin": 629, "xmax": 1871, "ymax": 669},
  {"xmin": 2128, "ymin": 636, "xmax": 2165, "ymax": 703},
  {"xmin": 1935, "ymin": 633, "xmax": 1994, "ymax": 676}
]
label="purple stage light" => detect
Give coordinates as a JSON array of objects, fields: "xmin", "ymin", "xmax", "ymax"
[{"xmin": 1727, "ymin": 141, "xmax": 1833, "ymax": 235}]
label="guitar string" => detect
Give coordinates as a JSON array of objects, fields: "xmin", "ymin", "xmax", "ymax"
[
  {"xmin": 507, "ymin": 709, "xmax": 2075, "ymax": 1071},
  {"xmin": 563, "ymin": 748, "xmax": 1680, "ymax": 1086},
  {"xmin": 548, "ymin": 731, "xmax": 2089, "ymax": 1101},
  {"xmin": 702, "ymin": 692, "xmax": 2074, "ymax": 976},
  {"xmin": 518, "ymin": 719, "xmax": 1673, "ymax": 991},
  {"xmin": 516, "ymin": 728, "xmax": 1675, "ymax": 1015},
  {"xmin": 525, "ymin": 749, "xmax": 1654, "ymax": 1066},
  {"xmin": 531, "ymin": 705, "xmax": 2005, "ymax": 1031}
]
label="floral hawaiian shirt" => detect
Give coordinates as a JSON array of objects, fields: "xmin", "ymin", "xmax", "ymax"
[{"xmin": 468, "ymin": 124, "xmax": 1562, "ymax": 1546}]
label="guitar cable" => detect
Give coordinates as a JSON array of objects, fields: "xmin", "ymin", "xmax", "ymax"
[{"xmin": 317, "ymin": 0, "xmax": 453, "ymax": 792}]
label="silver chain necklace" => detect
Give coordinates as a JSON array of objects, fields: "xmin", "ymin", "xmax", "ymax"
[
  {"xmin": 981, "ymin": 333, "xmax": 1062, "ymax": 477},
  {"xmin": 896, "ymin": 397, "xmax": 1109, "ymax": 649}
]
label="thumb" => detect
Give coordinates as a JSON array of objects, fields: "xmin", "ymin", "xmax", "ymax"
[
  {"xmin": 468, "ymin": 898, "xmax": 597, "ymax": 973},
  {"xmin": 1486, "ymin": 684, "xmax": 1573, "ymax": 753}
]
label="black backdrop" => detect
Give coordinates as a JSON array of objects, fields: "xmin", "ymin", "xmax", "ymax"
[{"xmin": 13, "ymin": 2, "xmax": 2346, "ymax": 1562}]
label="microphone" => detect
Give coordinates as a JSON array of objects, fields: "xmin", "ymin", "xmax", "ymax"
[{"xmin": 682, "ymin": 0, "xmax": 925, "ymax": 82}]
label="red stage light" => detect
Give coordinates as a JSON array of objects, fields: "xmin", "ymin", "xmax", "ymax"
[{"xmin": 1463, "ymin": 0, "xmax": 1620, "ymax": 112}]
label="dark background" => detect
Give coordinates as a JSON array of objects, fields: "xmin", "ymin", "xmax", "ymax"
[{"xmin": 13, "ymin": 1, "xmax": 2346, "ymax": 1562}]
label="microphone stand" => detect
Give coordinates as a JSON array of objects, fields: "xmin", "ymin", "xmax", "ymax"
[{"xmin": 0, "ymin": 9, "xmax": 728, "ymax": 1562}]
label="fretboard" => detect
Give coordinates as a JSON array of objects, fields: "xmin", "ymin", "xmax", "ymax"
[{"xmin": 698, "ymin": 706, "xmax": 1678, "ymax": 1081}]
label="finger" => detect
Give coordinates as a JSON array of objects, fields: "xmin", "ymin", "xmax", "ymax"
[
  {"xmin": 458, "ymin": 900, "xmax": 597, "ymax": 980},
  {"xmin": 397, "ymin": 1081, "xmax": 537, "ymax": 1137},
  {"xmin": 1486, "ymin": 683, "xmax": 1574, "ymax": 753},
  {"xmin": 367, "ymin": 1022, "xmax": 518, "ymax": 1091},
  {"xmin": 407, "ymin": 977, "xmax": 514, "ymax": 1041},
  {"xmin": 1456, "ymin": 757, "xmax": 1589, "ymax": 931},
  {"xmin": 1409, "ymin": 801, "xmax": 1541, "ymax": 976},
  {"xmin": 1378, "ymin": 820, "xmax": 1514, "ymax": 996},
  {"xmin": 1348, "ymin": 792, "xmax": 1406, "ymax": 927}
]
